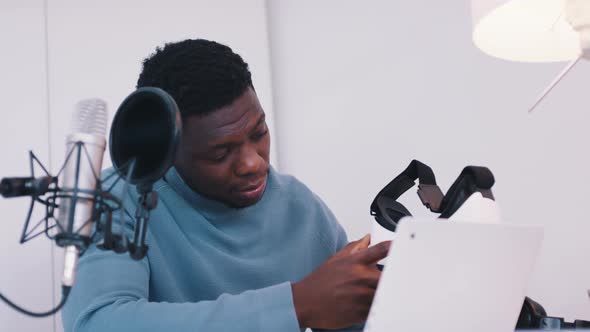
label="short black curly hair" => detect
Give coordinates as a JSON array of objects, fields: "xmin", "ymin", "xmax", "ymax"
[{"xmin": 137, "ymin": 39, "xmax": 254, "ymax": 117}]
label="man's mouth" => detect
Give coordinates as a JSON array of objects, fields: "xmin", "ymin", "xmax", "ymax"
[{"xmin": 235, "ymin": 177, "xmax": 267, "ymax": 201}]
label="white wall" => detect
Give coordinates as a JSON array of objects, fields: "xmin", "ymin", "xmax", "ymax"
[
  {"xmin": 0, "ymin": 1, "xmax": 55, "ymax": 331},
  {"xmin": 267, "ymin": 0, "xmax": 590, "ymax": 322},
  {"xmin": 1, "ymin": 1, "xmax": 275, "ymax": 331}
]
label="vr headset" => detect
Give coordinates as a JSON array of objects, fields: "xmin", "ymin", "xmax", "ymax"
[
  {"xmin": 517, "ymin": 297, "xmax": 590, "ymax": 330},
  {"xmin": 370, "ymin": 159, "xmax": 494, "ymax": 232},
  {"xmin": 370, "ymin": 160, "xmax": 589, "ymax": 330}
]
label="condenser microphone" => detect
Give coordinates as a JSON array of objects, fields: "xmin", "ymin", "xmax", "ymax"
[
  {"xmin": 56, "ymin": 99, "xmax": 108, "ymax": 287},
  {"xmin": 0, "ymin": 98, "xmax": 109, "ymax": 317}
]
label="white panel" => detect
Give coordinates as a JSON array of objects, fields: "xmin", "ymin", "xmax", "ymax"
[
  {"xmin": 46, "ymin": 1, "xmax": 275, "ymax": 330},
  {"xmin": 0, "ymin": 1, "xmax": 55, "ymax": 331},
  {"xmin": 268, "ymin": 0, "xmax": 590, "ymax": 322}
]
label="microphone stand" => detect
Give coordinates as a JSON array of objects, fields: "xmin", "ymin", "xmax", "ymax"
[{"xmin": 129, "ymin": 186, "xmax": 157, "ymax": 261}]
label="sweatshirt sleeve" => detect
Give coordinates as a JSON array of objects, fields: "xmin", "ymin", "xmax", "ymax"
[
  {"xmin": 309, "ymin": 194, "xmax": 366, "ymax": 332},
  {"xmin": 63, "ymin": 170, "xmax": 301, "ymax": 332},
  {"xmin": 62, "ymin": 242, "xmax": 301, "ymax": 332}
]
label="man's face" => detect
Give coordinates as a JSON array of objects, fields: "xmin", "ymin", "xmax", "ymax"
[{"xmin": 174, "ymin": 87, "xmax": 271, "ymax": 208}]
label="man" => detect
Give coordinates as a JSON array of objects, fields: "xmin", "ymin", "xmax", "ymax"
[{"xmin": 62, "ymin": 39, "xmax": 390, "ymax": 332}]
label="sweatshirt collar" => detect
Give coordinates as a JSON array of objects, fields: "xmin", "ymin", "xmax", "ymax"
[{"xmin": 163, "ymin": 166, "xmax": 277, "ymax": 220}]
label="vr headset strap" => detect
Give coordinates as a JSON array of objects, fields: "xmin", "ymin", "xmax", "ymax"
[
  {"xmin": 370, "ymin": 160, "xmax": 444, "ymax": 216},
  {"xmin": 439, "ymin": 166, "xmax": 495, "ymax": 219}
]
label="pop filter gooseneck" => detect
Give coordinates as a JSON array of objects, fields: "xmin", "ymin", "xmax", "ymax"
[{"xmin": 108, "ymin": 87, "xmax": 181, "ymax": 259}]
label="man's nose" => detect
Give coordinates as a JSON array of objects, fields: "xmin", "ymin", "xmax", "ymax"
[{"xmin": 234, "ymin": 144, "xmax": 264, "ymax": 177}]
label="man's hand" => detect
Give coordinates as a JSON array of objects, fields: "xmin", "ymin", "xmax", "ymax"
[{"xmin": 291, "ymin": 235, "xmax": 392, "ymax": 329}]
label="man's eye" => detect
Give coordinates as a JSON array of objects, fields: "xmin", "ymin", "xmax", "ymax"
[
  {"xmin": 252, "ymin": 130, "xmax": 268, "ymax": 141},
  {"xmin": 210, "ymin": 149, "xmax": 229, "ymax": 162},
  {"xmin": 212, "ymin": 155, "xmax": 227, "ymax": 162}
]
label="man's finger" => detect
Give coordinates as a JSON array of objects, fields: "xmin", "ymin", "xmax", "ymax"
[
  {"xmin": 353, "ymin": 241, "xmax": 391, "ymax": 264},
  {"xmin": 331, "ymin": 234, "xmax": 371, "ymax": 261},
  {"xmin": 350, "ymin": 234, "xmax": 371, "ymax": 254},
  {"xmin": 355, "ymin": 268, "xmax": 381, "ymax": 289}
]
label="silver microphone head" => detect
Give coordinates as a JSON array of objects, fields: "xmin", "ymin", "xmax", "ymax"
[
  {"xmin": 71, "ymin": 99, "xmax": 108, "ymax": 136},
  {"xmin": 60, "ymin": 98, "xmax": 109, "ymax": 288}
]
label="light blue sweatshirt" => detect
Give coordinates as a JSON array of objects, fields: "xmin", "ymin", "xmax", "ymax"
[{"xmin": 62, "ymin": 166, "xmax": 361, "ymax": 331}]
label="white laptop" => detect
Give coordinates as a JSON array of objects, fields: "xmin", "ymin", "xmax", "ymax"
[{"xmin": 364, "ymin": 217, "xmax": 543, "ymax": 332}]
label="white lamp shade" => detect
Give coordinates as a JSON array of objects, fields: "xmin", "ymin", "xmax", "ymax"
[{"xmin": 471, "ymin": 0, "xmax": 580, "ymax": 62}]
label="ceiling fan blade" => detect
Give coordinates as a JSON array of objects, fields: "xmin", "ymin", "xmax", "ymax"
[{"xmin": 528, "ymin": 55, "xmax": 582, "ymax": 113}]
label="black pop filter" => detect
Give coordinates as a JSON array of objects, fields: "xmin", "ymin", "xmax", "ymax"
[{"xmin": 109, "ymin": 87, "xmax": 181, "ymax": 192}]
